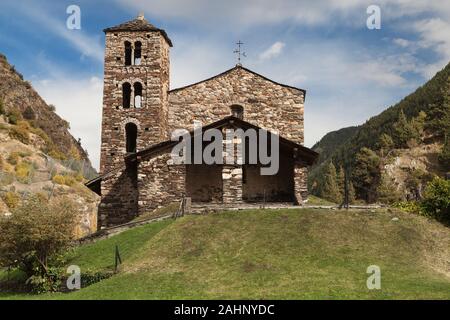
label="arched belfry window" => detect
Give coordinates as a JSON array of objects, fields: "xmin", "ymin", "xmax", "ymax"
[
  {"xmin": 134, "ymin": 41, "xmax": 142, "ymax": 65},
  {"xmin": 230, "ymin": 105, "xmax": 244, "ymax": 120},
  {"xmin": 122, "ymin": 82, "xmax": 131, "ymax": 109},
  {"xmin": 134, "ymin": 82, "xmax": 143, "ymax": 108},
  {"xmin": 125, "ymin": 123, "xmax": 138, "ymax": 153},
  {"xmin": 124, "ymin": 41, "xmax": 132, "ymax": 66}
]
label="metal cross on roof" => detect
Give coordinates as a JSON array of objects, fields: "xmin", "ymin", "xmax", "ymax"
[{"xmin": 233, "ymin": 40, "xmax": 246, "ymax": 66}]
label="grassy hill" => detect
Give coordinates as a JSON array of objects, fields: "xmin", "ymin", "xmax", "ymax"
[{"xmin": 1, "ymin": 208, "xmax": 449, "ymax": 300}]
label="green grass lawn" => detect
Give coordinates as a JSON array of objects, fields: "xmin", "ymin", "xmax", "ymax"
[{"xmin": 1, "ymin": 208, "xmax": 449, "ymax": 300}]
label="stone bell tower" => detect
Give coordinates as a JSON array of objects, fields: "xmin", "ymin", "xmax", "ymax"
[{"xmin": 100, "ymin": 13, "xmax": 172, "ymax": 173}]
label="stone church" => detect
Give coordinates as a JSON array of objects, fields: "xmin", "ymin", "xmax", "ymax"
[{"xmin": 87, "ymin": 14, "xmax": 318, "ymax": 228}]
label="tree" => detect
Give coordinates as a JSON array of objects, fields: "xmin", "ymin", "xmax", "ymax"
[
  {"xmin": 393, "ymin": 109, "xmax": 416, "ymax": 148},
  {"xmin": 321, "ymin": 161, "xmax": 342, "ymax": 203},
  {"xmin": 377, "ymin": 173, "xmax": 402, "ymax": 204},
  {"xmin": 438, "ymin": 134, "xmax": 450, "ymax": 171},
  {"xmin": 421, "ymin": 176, "xmax": 450, "ymax": 225},
  {"xmin": 352, "ymin": 147, "xmax": 381, "ymax": 203},
  {"xmin": 0, "ymin": 196, "xmax": 78, "ymax": 290},
  {"xmin": 377, "ymin": 133, "xmax": 394, "ymax": 157}
]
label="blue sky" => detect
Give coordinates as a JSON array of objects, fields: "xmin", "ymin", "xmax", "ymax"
[{"xmin": 1, "ymin": 0, "xmax": 449, "ymax": 170}]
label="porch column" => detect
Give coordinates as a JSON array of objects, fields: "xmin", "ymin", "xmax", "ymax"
[
  {"xmin": 294, "ymin": 164, "xmax": 308, "ymax": 205},
  {"xmin": 222, "ymin": 165, "xmax": 243, "ymax": 203}
]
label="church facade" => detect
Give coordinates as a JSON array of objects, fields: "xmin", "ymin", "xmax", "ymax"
[{"xmin": 87, "ymin": 15, "xmax": 318, "ymax": 229}]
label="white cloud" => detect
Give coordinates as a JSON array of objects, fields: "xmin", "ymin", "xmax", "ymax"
[
  {"xmin": 259, "ymin": 42, "xmax": 286, "ymax": 61},
  {"xmin": 33, "ymin": 76, "xmax": 103, "ymax": 170},
  {"xmin": 14, "ymin": 2, "xmax": 104, "ymax": 63}
]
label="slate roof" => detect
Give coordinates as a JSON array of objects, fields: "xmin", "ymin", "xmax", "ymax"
[
  {"xmin": 85, "ymin": 116, "xmax": 318, "ymax": 195},
  {"xmin": 104, "ymin": 16, "xmax": 173, "ymax": 47}
]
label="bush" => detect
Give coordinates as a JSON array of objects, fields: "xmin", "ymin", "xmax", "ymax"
[
  {"xmin": 63, "ymin": 175, "xmax": 76, "ymax": 186},
  {"xmin": 421, "ymin": 176, "xmax": 450, "ymax": 225},
  {"xmin": 393, "ymin": 201, "xmax": 422, "ymax": 214},
  {"xmin": 7, "ymin": 109, "xmax": 22, "ymax": 125},
  {"xmin": 9, "ymin": 126, "xmax": 30, "ymax": 144},
  {"xmin": 0, "ymin": 196, "xmax": 78, "ymax": 293},
  {"xmin": 48, "ymin": 149, "xmax": 67, "ymax": 161},
  {"xmin": 2, "ymin": 191, "xmax": 20, "ymax": 209},
  {"xmin": 52, "ymin": 175, "xmax": 66, "ymax": 185},
  {"xmin": 79, "ymin": 270, "xmax": 113, "ymax": 288},
  {"xmin": 15, "ymin": 162, "xmax": 34, "ymax": 184},
  {"xmin": 7, "ymin": 152, "xmax": 20, "ymax": 165}
]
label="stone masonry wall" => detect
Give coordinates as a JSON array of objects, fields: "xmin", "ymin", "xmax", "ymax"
[
  {"xmin": 137, "ymin": 152, "xmax": 186, "ymax": 214},
  {"xmin": 168, "ymin": 67, "xmax": 305, "ymax": 144},
  {"xmin": 98, "ymin": 163, "xmax": 138, "ymax": 228},
  {"xmin": 100, "ymin": 31, "xmax": 170, "ymax": 173},
  {"xmin": 294, "ymin": 165, "xmax": 308, "ymax": 204}
]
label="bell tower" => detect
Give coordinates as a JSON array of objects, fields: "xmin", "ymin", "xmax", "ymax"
[{"xmin": 100, "ymin": 14, "xmax": 172, "ymax": 173}]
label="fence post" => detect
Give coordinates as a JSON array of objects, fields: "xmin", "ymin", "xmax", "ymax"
[{"xmin": 114, "ymin": 245, "xmax": 122, "ymax": 272}]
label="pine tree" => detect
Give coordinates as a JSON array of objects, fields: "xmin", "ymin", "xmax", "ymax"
[
  {"xmin": 393, "ymin": 109, "xmax": 415, "ymax": 147},
  {"xmin": 377, "ymin": 133, "xmax": 394, "ymax": 157},
  {"xmin": 377, "ymin": 173, "xmax": 402, "ymax": 204},
  {"xmin": 321, "ymin": 161, "xmax": 342, "ymax": 203},
  {"xmin": 352, "ymin": 147, "xmax": 381, "ymax": 203}
]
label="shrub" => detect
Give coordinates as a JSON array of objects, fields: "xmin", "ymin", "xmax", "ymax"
[
  {"xmin": 48, "ymin": 149, "xmax": 67, "ymax": 161},
  {"xmin": 2, "ymin": 191, "xmax": 20, "ymax": 209},
  {"xmin": 0, "ymin": 196, "xmax": 78, "ymax": 293},
  {"xmin": 7, "ymin": 109, "xmax": 22, "ymax": 125},
  {"xmin": 63, "ymin": 175, "xmax": 76, "ymax": 187},
  {"xmin": 421, "ymin": 176, "xmax": 450, "ymax": 225},
  {"xmin": 30, "ymin": 127, "xmax": 52, "ymax": 147},
  {"xmin": 15, "ymin": 162, "xmax": 33, "ymax": 184},
  {"xmin": 7, "ymin": 152, "xmax": 20, "ymax": 165},
  {"xmin": 9, "ymin": 126, "xmax": 30, "ymax": 144},
  {"xmin": 393, "ymin": 201, "xmax": 422, "ymax": 214},
  {"xmin": 79, "ymin": 270, "xmax": 113, "ymax": 288},
  {"xmin": 52, "ymin": 175, "xmax": 66, "ymax": 185}
]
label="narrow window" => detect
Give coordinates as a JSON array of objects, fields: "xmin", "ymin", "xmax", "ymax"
[
  {"xmin": 134, "ymin": 82, "xmax": 143, "ymax": 108},
  {"xmin": 122, "ymin": 82, "xmax": 131, "ymax": 109},
  {"xmin": 125, "ymin": 123, "xmax": 138, "ymax": 153},
  {"xmin": 124, "ymin": 41, "xmax": 132, "ymax": 66},
  {"xmin": 134, "ymin": 41, "xmax": 142, "ymax": 65},
  {"xmin": 230, "ymin": 105, "xmax": 244, "ymax": 119}
]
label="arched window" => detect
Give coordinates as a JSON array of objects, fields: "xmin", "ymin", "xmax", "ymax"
[
  {"xmin": 124, "ymin": 41, "xmax": 132, "ymax": 66},
  {"xmin": 134, "ymin": 41, "xmax": 142, "ymax": 65},
  {"xmin": 125, "ymin": 123, "xmax": 138, "ymax": 153},
  {"xmin": 230, "ymin": 105, "xmax": 244, "ymax": 119},
  {"xmin": 122, "ymin": 82, "xmax": 131, "ymax": 109},
  {"xmin": 134, "ymin": 82, "xmax": 143, "ymax": 108}
]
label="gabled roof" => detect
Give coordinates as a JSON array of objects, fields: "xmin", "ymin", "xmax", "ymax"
[
  {"xmin": 169, "ymin": 65, "xmax": 306, "ymax": 95},
  {"xmin": 104, "ymin": 15, "xmax": 173, "ymax": 47},
  {"xmin": 126, "ymin": 116, "xmax": 317, "ymax": 164},
  {"xmin": 86, "ymin": 116, "xmax": 318, "ymax": 195}
]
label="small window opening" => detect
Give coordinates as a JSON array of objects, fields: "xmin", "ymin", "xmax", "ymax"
[
  {"xmin": 125, "ymin": 123, "xmax": 138, "ymax": 153},
  {"xmin": 230, "ymin": 105, "xmax": 244, "ymax": 120},
  {"xmin": 134, "ymin": 82, "xmax": 143, "ymax": 108},
  {"xmin": 124, "ymin": 41, "xmax": 132, "ymax": 66},
  {"xmin": 134, "ymin": 41, "xmax": 142, "ymax": 65},
  {"xmin": 122, "ymin": 82, "xmax": 131, "ymax": 109}
]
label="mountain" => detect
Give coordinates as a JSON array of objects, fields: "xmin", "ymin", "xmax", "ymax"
[
  {"xmin": 0, "ymin": 53, "xmax": 98, "ymax": 237},
  {"xmin": 311, "ymin": 126, "xmax": 359, "ymax": 165},
  {"xmin": 0, "ymin": 53, "xmax": 94, "ymax": 169},
  {"xmin": 310, "ymin": 62, "xmax": 450, "ymax": 203}
]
